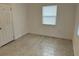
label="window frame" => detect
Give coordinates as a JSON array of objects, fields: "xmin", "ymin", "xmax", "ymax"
[
  {"xmin": 77, "ymin": 25, "xmax": 79, "ymax": 37},
  {"xmin": 41, "ymin": 5, "xmax": 58, "ymax": 26}
]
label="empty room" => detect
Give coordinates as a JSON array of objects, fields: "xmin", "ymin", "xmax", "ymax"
[{"xmin": 0, "ymin": 3, "xmax": 79, "ymax": 56}]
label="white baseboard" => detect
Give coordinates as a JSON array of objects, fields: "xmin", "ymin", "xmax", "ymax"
[
  {"xmin": 28, "ymin": 33, "xmax": 72, "ymax": 40},
  {"xmin": 14, "ymin": 32, "xmax": 29, "ymax": 40}
]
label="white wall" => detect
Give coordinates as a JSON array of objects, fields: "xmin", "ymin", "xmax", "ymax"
[
  {"xmin": 11, "ymin": 3, "xmax": 76, "ymax": 40},
  {"xmin": 12, "ymin": 4, "xmax": 29, "ymax": 39},
  {"xmin": 73, "ymin": 4, "xmax": 79, "ymax": 56},
  {"xmin": 27, "ymin": 4, "xmax": 75, "ymax": 39}
]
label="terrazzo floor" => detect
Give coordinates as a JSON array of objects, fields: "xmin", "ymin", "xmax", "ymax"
[{"xmin": 0, "ymin": 33, "xmax": 74, "ymax": 56}]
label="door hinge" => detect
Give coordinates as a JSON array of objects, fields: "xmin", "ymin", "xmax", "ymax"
[{"xmin": 10, "ymin": 8, "xmax": 12, "ymax": 11}]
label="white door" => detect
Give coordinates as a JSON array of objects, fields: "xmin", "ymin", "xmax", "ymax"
[{"xmin": 0, "ymin": 5, "xmax": 14, "ymax": 47}]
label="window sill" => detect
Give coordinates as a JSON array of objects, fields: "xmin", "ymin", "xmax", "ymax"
[{"xmin": 42, "ymin": 24, "xmax": 56, "ymax": 26}]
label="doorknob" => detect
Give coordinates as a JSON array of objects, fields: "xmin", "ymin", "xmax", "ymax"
[{"xmin": 0, "ymin": 28, "xmax": 2, "ymax": 30}]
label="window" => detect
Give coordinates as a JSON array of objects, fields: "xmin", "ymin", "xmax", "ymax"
[{"xmin": 42, "ymin": 5, "xmax": 57, "ymax": 25}]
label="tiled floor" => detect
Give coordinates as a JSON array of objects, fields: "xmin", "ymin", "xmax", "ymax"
[{"xmin": 0, "ymin": 33, "xmax": 74, "ymax": 56}]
